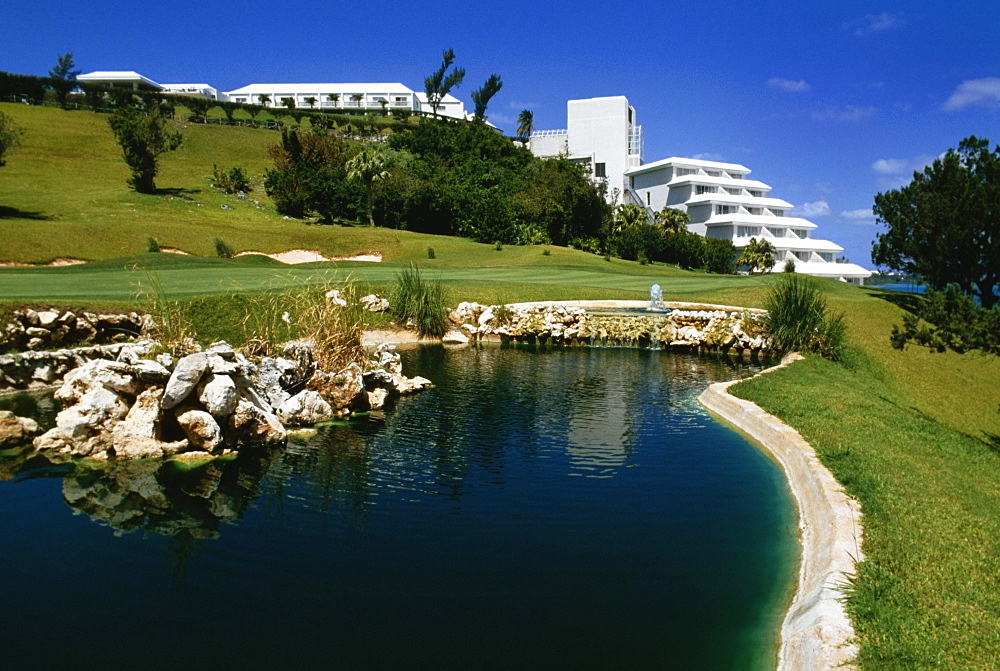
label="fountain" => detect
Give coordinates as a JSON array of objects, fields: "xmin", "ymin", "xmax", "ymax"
[{"xmin": 648, "ymin": 284, "xmax": 664, "ymax": 311}]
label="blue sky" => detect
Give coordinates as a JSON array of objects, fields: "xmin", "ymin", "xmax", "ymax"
[{"xmin": 3, "ymin": 0, "xmax": 999, "ymax": 266}]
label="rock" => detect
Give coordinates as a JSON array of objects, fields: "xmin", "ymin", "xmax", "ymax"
[
  {"xmin": 127, "ymin": 359, "xmax": 171, "ymax": 384},
  {"xmin": 366, "ymin": 387, "xmax": 389, "ymax": 410},
  {"xmin": 113, "ymin": 387, "xmax": 188, "ymax": 458},
  {"xmin": 56, "ymin": 386, "xmax": 130, "ymax": 439},
  {"xmin": 442, "ymin": 330, "xmax": 469, "ymax": 344},
  {"xmin": 116, "ymin": 340, "xmax": 156, "ymax": 365},
  {"xmin": 204, "ymin": 352, "xmax": 239, "ymax": 376},
  {"xmin": 277, "ymin": 390, "xmax": 334, "ymax": 426},
  {"xmin": 325, "ymin": 289, "xmax": 348, "ymax": 307},
  {"xmin": 316, "ymin": 362, "xmax": 365, "ymax": 412},
  {"xmin": 360, "ymin": 294, "xmax": 389, "ymax": 312},
  {"xmin": 251, "ymin": 357, "xmax": 299, "ymax": 409},
  {"xmin": 397, "ymin": 375, "xmax": 433, "ymax": 394},
  {"xmin": 37, "ymin": 311, "xmax": 59, "ymax": 328},
  {"xmin": 197, "ymin": 372, "xmax": 238, "ymax": 419},
  {"xmin": 156, "ymin": 353, "xmax": 174, "ymax": 369},
  {"xmin": 228, "ymin": 399, "xmax": 286, "ymax": 446},
  {"xmin": 174, "ymin": 405, "xmax": 223, "ymax": 451},
  {"xmin": 161, "ymin": 352, "xmax": 209, "ymax": 409},
  {"xmin": 0, "ymin": 410, "xmax": 40, "ymax": 448}
]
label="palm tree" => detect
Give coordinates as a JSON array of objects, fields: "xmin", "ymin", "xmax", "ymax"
[
  {"xmin": 304, "ymin": 96, "xmax": 317, "ymax": 109},
  {"xmin": 655, "ymin": 206, "xmax": 690, "ymax": 234},
  {"xmin": 257, "ymin": 94, "xmax": 271, "ymax": 107},
  {"xmin": 346, "ymin": 149, "xmax": 390, "ymax": 227},
  {"xmin": 738, "ymin": 237, "xmax": 777, "ymax": 274},
  {"xmin": 516, "ymin": 109, "xmax": 534, "ymax": 142},
  {"xmin": 378, "ymin": 98, "xmax": 389, "ymax": 115},
  {"xmin": 350, "ymin": 93, "xmax": 364, "ymax": 108},
  {"xmin": 280, "ymin": 97, "xmax": 296, "ymax": 110},
  {"xmin": 611, "ymin": 203, "xmax": 650, "ymax": 235},
  {"xmin": 327, "ymin": 93, "xmax": 340, "ymax": 108}
]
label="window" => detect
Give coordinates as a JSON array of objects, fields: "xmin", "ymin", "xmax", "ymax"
[
  {"xmin": 715, "ymin": 204, "xmax": 736, "ymax": 215},
  {"xmin": 594, "ymin": 162, "xmax": 606, "ymax": 178},
  {"xmin": 770, "ymin": 208, "xmax": 784, "ymax": 217},
  {"xmin": 696, "ymin": 185, "xmax": 717, "ymax": 195},
  {"xmin": 792, "ymin": 229, "xmax": 808, "ymax": 239},
  {"xmin": 794, "ymin": 251, "xmax": 811, "ymax": 261},
  {"xmin": 705, "ymin": 170, "xmax": 722, "ymax": 177},
  {"xmin": 729, "ymin": 173, "xmax": 743, "ymax": 180},
  {"xmin": 748, "ymin": 190, "xmax": 764, "ymax": 197},
  {"xmin": 676, "ymin": 167, "xmax": 697, "ymax": 176},
  {"xmin": 820, "ymin": 252, "xmax": 834, "ymax": 262},
  {"xmin": 646, "ymin": 192, "xmax": 651, "ymax": 206},
  {"xmin": 746, "ymin": 207, "xmax": 762, "ymax": 215},
  {"xmin": 724, "ymin": 187, "xmax": 742, "ymax": 196},
  {"xmin": 737, "ymin": 225, "xmax": 761, "ymax": 237}
]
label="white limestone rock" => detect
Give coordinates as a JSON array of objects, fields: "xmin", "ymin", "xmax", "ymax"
[
  {"xmin": 112, "ymin": 387, "xmax": 188, "ymax": 459},
  {"xmin": 0, "ymin": 410, "xmax": 40, "ymax": 448},
  {"xmin": 228, "ymin": 398, "xmax": 287, "ymax": 445},
  {"xmin": 161, "ymin": 353, "xmax": 209, "ymax": 409},
  {"xmin": 175, "ymin": 405, "xmax": 223, "ymax": 452},
  {"xmin": 197, "ymin": 372, "xmax": 239, "ymax": 419},
  {"xmin": 442, "ymin": 330, "xmax": 469, "ymax": 344},
  {"xmin": 277, "ymin": 390, "xmax": 334, "ymax": 426},
  {"xmin": 366, "ymin": 387, "xmax": 389, "ymax": 410}
]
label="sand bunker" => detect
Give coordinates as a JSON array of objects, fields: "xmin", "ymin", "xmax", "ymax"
[{"xmin": 237, "ymin": 250, "xmax": 382, "ymax": 264}]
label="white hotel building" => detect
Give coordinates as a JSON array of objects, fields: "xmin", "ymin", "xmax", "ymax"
[{"xmin": 530, "ymin": 96, "xmax": 871, "ymax": 284}]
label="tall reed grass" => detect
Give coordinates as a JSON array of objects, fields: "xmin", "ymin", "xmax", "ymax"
[{"xmin": 390, "ymin": 265, "xmax": 447, "ymax": 337}]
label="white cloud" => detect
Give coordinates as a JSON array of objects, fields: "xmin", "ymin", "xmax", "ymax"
[
  {"xmin": 693, "ymin": 152, "xmax": 724, "ymax": 161},
  {"xmin": 507, "ymin": 100, "xmax": 538, "ymax": 110},
  {"xmin": 872, "ymin": 158, "xmax": 908, "ymax": 174},
  {"xmin": 794, "ymin": 201, "xmax": 831, "ymax": 217},
  {"xmin": 840, "ymin": 208, "xmax": 874, "ymax": 220},
  {"xmin": 811, "ymin": 105, "xmax": 878, "ymax": 121},
  {"xmin": 813, "ymin": 182, "xmax": 835, "ymax": 194},
  {"xmin": 768, "ymin": 77, "xmax": 811, "ymax": 93},
  {"xmin": 844, "ymin": 12, "xmax": 905, "ymax": 37},
  {"xmin": 942, "ymin": 77, "xmax": 1000, "ymax": 112}
]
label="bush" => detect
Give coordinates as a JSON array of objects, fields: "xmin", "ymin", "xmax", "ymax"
[
  {"xmin": 783, "ymin": 259, "xmax": 796, "ymax": 273},
  {"xmin": 213, "ymin": 164, "xmax": 251, "ymax": 194},
  {"xmin": 426, "ymin": 246, "xmax": 436, "ymax": 259},
  {"xmin": 390, "ymin": 265, "xmax": 448, "ymax": 337},
  {"xmin": 146, "ymin": 236, "xmax": 160, "ymax": 253},
  {"xmin": 703, "ymin": 237, "xmax": 737, "ymax": 274},
  {"xmin": 214, "ymin": 237, "xmax": 235, "ymax": 259},
  {"xmin": 764, "ymin": 274, "xmax": 847, "ymax": 360}
]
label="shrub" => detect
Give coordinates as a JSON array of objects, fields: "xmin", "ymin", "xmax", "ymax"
[
  {"xmin": 703, "ymin": 237, "xmax": 737, "ymax": 274},
  {"xmin": 390, "ymin": 265, "xmax": 448, "ymax": 337},
  {"xmin": 214, "ymin": 237, "xmax": 235, "ymax": 259},
  {"xmin": 146, "ymin": 236, "xmax": 160, "ymax": 253},
  {"xmin": 212, "ymin": 164, "xmax": 251, "ymax": 194},
  {"xmin": 783, "ymin": 259, "xmax": 796, "ymax": 273},
  {"xmin": 542, "ymin": 248, "xmax": 551, "ymax": 256},
  {"xmin": 495, "ymin": 241, "xmax": 503, "ymax": 251},
  {"xmin": 426, "ymin": 246, "xmax": 436, "ymax": 259},
  {"xmin": 764, "ymin": 274, "xmax": 847, "ymax": 361}
]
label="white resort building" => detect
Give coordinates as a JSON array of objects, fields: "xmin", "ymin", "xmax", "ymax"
[
  {"xmin": 77, "ymin": 72, "xmax": 467, "ymax": 119},
  {"xmin": 530, "ymin": 96, "xmax": 871, "ymax": 284}
]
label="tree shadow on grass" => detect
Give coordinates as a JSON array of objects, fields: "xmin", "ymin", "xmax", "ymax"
[
  {"xmin": 0, "ymin": 206, "xmax": 52, "ymax": 221},
  {"xmin": 865, "ymin": 287, "xmax": 923, "ymax": 315},
  {"xmin": 155, "ymin": 187, "xmax": 202, "ymax": 198}
]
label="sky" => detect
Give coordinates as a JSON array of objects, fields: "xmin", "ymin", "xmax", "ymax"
[{"xmin": 3, "ymin": 0, "xmax": 999, "ymax": 267}]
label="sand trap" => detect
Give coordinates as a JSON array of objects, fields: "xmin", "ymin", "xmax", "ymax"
[
  {"xmin": 0, "ymin": 258, "xmax": 86, "ymax": 268},
  {"xmin": 236, "ymin": 250, "xmax": 382, "ymax": 264},
  {"xmin": 160, "ymin": 247, "xmax": 191, "ymax": 255}
]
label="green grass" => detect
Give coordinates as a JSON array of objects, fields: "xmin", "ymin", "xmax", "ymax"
[{"xmin": 2, "ymin": 102, "xmax": 999, "ymax": 667}]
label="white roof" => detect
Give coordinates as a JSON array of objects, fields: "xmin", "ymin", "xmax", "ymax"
[
  {"xmin": 78, "ymin": 71, "xmax": 162, "ymax": 89},
  {"xmin": 626, "ymin": 156, "xmax": 751, "ymax": 175},
  {"xmin": 414, "ymin": 92, "xmax": 463, "ymax": 105},
  {"xmin": 730, "ymin": 236, "xmax": 844, "ymax": 252},
  {"xmin": 223, "ymin": 82, "xmax": 416, "ymax": 95},
  {"xmin": 705, "ymin": 214, "xmax": 817, "ymax": 228},
  {"xmin": 687, "ymin": 194, "xmax": 793, "ymax": 209},
  {"xmin": 793, "ymin": 261, "xmax": 872, "ymax": 279},
  {"xmin": 667, "ymin": 175, "xmax": 771, "ymax": 190}
]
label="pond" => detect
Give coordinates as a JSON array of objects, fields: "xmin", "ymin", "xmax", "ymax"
[{"xmin": 0, "ymin": 344, "xmax": 797, "ymax": 670}]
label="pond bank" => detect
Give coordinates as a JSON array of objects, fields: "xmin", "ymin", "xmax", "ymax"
[{"xmin": 699, "ymin": 354, "xmax": 862, "ymax": 671}]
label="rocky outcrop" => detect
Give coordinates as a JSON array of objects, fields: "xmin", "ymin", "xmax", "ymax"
[
  {"xmin": 447, "ymin": 302, "xmax": 773, "ymax": 354},
  {"xmin": 0, "ymin": 342, "xmax": 152, "ymax": 393},
  {"xmin": 1, "ymin": 308, "xmax": 152, "ymax": 352},
  {"xmin": 29, "ymin": 340, "xmax": 432, "ymax": 460},
  {"xmin": 0, "ymin": 410, "xmax": 40, "ymax": 448}
]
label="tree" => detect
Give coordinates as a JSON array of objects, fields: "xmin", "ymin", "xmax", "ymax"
[
  {"xmin": 304, "ymin": 96, "xmax": 317, "ymax": 109},
  {"xmin": 108, "ymin": 102, "xmax": 182, "ymax": 193},
  {"xmin": 280, "ymin": 97, "xmax": 296, "ymax": 110},
  {"xmin": 516, "ymin": 110, "xmax": 534, "ymax": 143},
  {"xmin": 257, "ymin": 94, "xmax": 271, "ymax": 106},
  {"xmin": 703, "ymin": 237, "xmax": 738, "ymax": 274},
  {"xmin": 889, "ymin": 285, "xmax": 999, "ymax": 356},
  {"xmin": 872, "ymin": 135, "xmax": 1000, "ymax": 309},
  {"xmin": 738, "ymin": 237, "xmax": 777, "ymax": 274},
  {"xmin": 49, "ymin": 53, "xmax": 81, "ymax": 109},
  {"xmin": 0, "ymin": 111, "xmax": 25, "ymax": 167},
  {"xmin": 347, "ymin": 149, "xmax": 390, "ymax": 227},
  {"xmin": 471, "ymin": 74, "xmax": 503, "ymax": 122},
  {"xmin": 654, "ymin": 206, "xmax": 690, "ymax": 233},
  {"xmin": 327, "ymin": 93, "xmax": 340, "ymax": 107},
  {"xmin": 423, "ymin": 48, "xmax": 465, "ymax": 117}
]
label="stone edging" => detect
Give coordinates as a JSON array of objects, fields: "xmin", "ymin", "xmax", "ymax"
[{"xmin": 697, "ymin": 355, "xmax": 863, "ymax": 670}]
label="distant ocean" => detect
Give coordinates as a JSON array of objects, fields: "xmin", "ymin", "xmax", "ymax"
[{"xmin": 877, "ymin": 283, "xmax": 926, "ymax": 295}]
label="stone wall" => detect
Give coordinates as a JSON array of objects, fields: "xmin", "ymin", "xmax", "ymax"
[
  {"xmin": 447, "ymin": 301, "xmax": 773, "ymax": 355},
  {"xmin": 1, "ymin": 308, "xmax": 151, "ymax": 351},
  {"xmin": 1, "ymin": 342, "xmax": 137, "ymax": 392}
]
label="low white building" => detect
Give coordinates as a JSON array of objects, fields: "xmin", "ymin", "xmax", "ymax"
[
  {"xmin": 220, "ymin": 82, "xmax": 466, "ymax": 118},
  {"xmin": 530, "ymin": 96, "xmax": 871, "ymax": 284}
]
